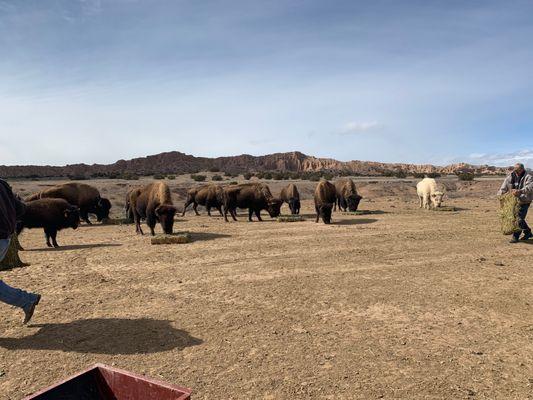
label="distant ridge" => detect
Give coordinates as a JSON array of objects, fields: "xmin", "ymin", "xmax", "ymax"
[{"xmin": 0, "ymin": 150, "xmax": 509, "ymax": 178}]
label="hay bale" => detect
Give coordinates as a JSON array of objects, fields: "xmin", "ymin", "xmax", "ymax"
[
  {"xmin": 101, "ymin": 218, "xmax": 133, "ymax": 225},
  {"xmin": 499, "ymin": 193, "xmax": 521, "ymax": 235},
  {"xmin": 151, "ymin": 233, "xmax": 191, "ymax": 245},
  {"xmin": 277, "ymin": 215, "xmax": 305, "ymax": 222}
]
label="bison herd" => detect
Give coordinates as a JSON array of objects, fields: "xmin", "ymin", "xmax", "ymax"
[{"xmin": 17, "ymin": 177, "xmax": 367, "ymax": 247}]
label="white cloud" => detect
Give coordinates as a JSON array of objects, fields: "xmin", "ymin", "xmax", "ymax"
[
  {"xmin": 338, "ymin": 121, "xmax": 383, "ymax": 136},
  {"xmin": 467, "ymin": 149, "xmax": 533, "ymax": 167}
]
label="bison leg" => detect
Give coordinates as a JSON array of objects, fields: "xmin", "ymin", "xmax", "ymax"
[
  {"xmin": 146, "ymin": 214, "xmax": 157, "ymax": 236},
  {"xmin": 49, "ymin": 229, "xmax": 59, "ymax": 248},
  {"xmin": 248, "ymin": 208, "xmax": 254, "ymax": 222},
  {"xmin": 315, "ymin": 206, "xmax": 320, "ymax": 223},
  {"xmin": 181, "ymin": 200, "xmax": 192, "ymax": 216},
  {"xmin": 193, "ymin": 202, "xmax": 200, "ymax": 216},
  {"xmin": 206, "ymin": 206, "xmax": 212, "ymax": 217},
  {"xmin": 44, "ymin": 228, "xmax": 53, "ymax": 248},
  {"xmin": 217, "ymin": 206, "xmax": 224, "ymax": 216},
  {"xmin": 231, "ymin": 209, "xmax": 237, "ymax": 221},
  {"xmin": 80, "ymin": 209, "xmax": 92, "ymax": 225},
  {"xmin": 255, "ymin": 209, "xmax": 263, "ymax": 221}
]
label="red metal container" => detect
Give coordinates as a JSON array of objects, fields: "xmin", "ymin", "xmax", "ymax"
[{"xmin": 23, "ymin": 363, "xmax": 192, "ymax": 400}]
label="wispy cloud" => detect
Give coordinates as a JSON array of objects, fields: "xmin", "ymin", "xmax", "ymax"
[
  {"xmin": 338, "ymin": 121, "xmax": 383, "ymax": 136},
  {"xmin": 467, "ymin": 149, "xmax": 533, "ymax": 167}
]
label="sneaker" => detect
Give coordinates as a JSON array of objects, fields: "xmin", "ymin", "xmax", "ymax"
[
  {"xmin": 521, "ymin": 231, "xmax": 533, "ymax": 241},
  {"xmin": 509, "ymin": 237, "xmax": 520, "ymax": 244},
  {"xmin": 23, "ymin": 294, "xmax": 41, "ymax": 325}
]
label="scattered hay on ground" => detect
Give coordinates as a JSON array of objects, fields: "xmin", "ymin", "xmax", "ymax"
[
  {"xmin": 277, "ymin": 215, "xmax": 305, "ymax": 222},
  {"xmin": 431, "ymin": 206, "xmax": 458, "ymax": 212},
  {"xmin": 341, "ymin": 210, "xmax": 384, "ymax": 216},
  {"xmin": 498, "ymin": 193, "xmax": 520, "ymax": 235},
  {"xmin": 151, "ymin": 233, "xmax": 191, "ymax": 245},
  {"xmin": 101, "ymin": 218, "xmax": 133, "ymax": 225}
]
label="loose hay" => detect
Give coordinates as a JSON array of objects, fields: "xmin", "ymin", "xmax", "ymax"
[
  {"xmin": 431, "ymin": 206, "xmax": 457, "ymax": 212},
  {"xmin": 151, "ymin": 233, "xmax": 191, "ymax": 245},
  {"xmin": 101, "ymin": 218, "xmax": 133, "ymax": 225},
  {"xmin": 277, "ymin": 215, "xmax": 305, "ymax": 222},
  {"xmin": 341, "ymin": 210, "xmax": 382, "ymax": 216},
  {"xmin": 498, "ymin": 193, "xmax": 521, "ymax": 235}
]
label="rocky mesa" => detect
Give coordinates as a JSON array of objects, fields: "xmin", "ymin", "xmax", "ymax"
[{"xmin": 0, "ymin": 151, "xmax": 509, "ymax": 178}]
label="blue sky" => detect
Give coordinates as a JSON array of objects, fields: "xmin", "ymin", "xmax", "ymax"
[{"xmin": 1, "ymin": 0, "xmax": 532, "ymax": 167}]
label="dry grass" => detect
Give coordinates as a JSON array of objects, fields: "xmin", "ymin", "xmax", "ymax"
[
  {"xmin": 150, "ymin": 233, "xmax": 191, "ymax": 245},
  {"xmin": 498, "ymin": 193, "xmax": 520, "ymax": 235},
  {"xmin": 277, "ymin": 215, "xmax": 305, "ymax": 222}
]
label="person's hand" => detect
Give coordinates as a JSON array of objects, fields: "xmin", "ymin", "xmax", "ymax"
[{"xmin": 512, "ymin": 189, "xmax": 521, "ymax": 197}]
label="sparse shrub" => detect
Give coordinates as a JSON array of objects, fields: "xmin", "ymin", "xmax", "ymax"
[
  {"xmin": 394, "ymin": 170, "xmax": 407, "ymax": 179},
  {"xmin": 457, "ymin": 172, "xmax": 475, "ymax": 181},
  {"xmin": 413, "ymin": 173, "xmax": 425, "ymax": 179},
  {"xmin": 229, "ymin": 181, "xmax": 238, "ymax": 185},
  {"xmin": 166, "ymin": 175, "xmax": 176, "ymax": 180},
  {"xmin": 427, "ymin": 172, "xmax": 441, "ymax": 178},
  {"xmin": 153, "ymin": 174, "xmax": 166, "ymax": 180},
  {"xmin": 263, "ymin": 172, "xmax": 273, "ymax": 180},
  {"xmin": 68, "ymin": 175, "xmax": 88, "ymax": 181},
  {"xmin": 321, "ymin": 172, "xmax": 334, "ymax": 181},
  {"xmin": 120, "ymin": 173, "xmax": 140, "ymax": 180},
  {"xmin": 191, "ymin": 174, "xmax": 207, "ymax": 182},
  {"xmin": 255, "ymin": 172, "xmax": 264, "ymax": 179},
  {"xmin": 208, "ymin": 166, "xmax": 220, "ymax": 173},
  {"xmin": 243, "ymin": 172, "xmax": 253, "ymax": 180},
  {"xmin": 212, "ymin": 174, "xmax": 223, "ymax": 181}
]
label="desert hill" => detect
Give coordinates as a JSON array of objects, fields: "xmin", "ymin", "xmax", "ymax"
[{"xmin": 0, "ymin": 150, "xmax": 508, "ymax": 178}]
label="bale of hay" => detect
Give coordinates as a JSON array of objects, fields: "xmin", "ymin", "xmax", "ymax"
[
  {"xmin": 151, "ymin": 233, "xmax": 191, "ymax": 245},
  {"xmin": 498, "ymin": 193, "xmax": 521, "ymax": 235},
  {"xmin": 277, "ymin": 215, "xmax": 305, "ymax": 222},
  {"xmin": 431, "ymin": 206, "xmax": 457, "ymax": 212}
]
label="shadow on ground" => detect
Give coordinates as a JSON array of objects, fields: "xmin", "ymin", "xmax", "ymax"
[
  {"xmin": 24, "ymin": 243, "xmax": 122, "ymax": 252},
  {"xmin": 189, "ymin": 232, "xmax": 231, "ymax": 242},
  {"xmin": 0, "ymin": 318, "xmax": 202, "ymax": 354}
]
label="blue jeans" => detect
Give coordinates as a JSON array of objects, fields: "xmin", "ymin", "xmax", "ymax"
[
  {"xmin": 0, "ymin": 238, "xmax": 39, "ymax": 311},
  {"xmin": 513, "ymin": 203, "xmax": 531, "ymax": 239}
]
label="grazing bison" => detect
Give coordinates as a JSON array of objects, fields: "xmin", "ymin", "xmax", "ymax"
[
  {"xmin": 16, "ymin": 199, "xmax": 80, "ymax": 248},
  {"xmin": 280, "ymin": 183, "xmax": 301, "ymax": 215},
  {"xmin": 182, "ymin": 185, "xmax": 224, "ymax": 217},
  {"xmin": 314, "ymin": 180, "xmax": 336, "ymax": 224},
  {"xmin": 222, "ymin": 183, "xmax": 282, "ymax": 222},
  {"xmin": 125, "ymin": 187, "xmax": 142, "ymax": 222},
  {"xmin": 131, "ymin": 182, "xmax": 177, "ymax": 235},
  {"xmin": 417, "ymin": 178, "xmax": 445, "ymax": 209},
  {"xmin": 25, "ymin": 182, "xmax": 111, "ymax": 224},
  {"xmin": 334, "ymin": 178, "xmax": 363, "ymax": 212}
]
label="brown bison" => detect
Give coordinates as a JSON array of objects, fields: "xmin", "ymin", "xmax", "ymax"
[
  {"xmin": 16, "ymin": 199, "xmax": 80, "ymax": 248},
  {"xmin": 314, "ymin": 180, "xmax": 336, "ymax": 224},
  {"xmin": 222, "ymin": 183, "xmax": 282, "ymax": 222},
  {"xmin": 25, "ymin": 182, "xmax": 111, "ymax": 224},
  {"xmin": 130, "ymin": 182, "xmax": 177, "ymax": 235},
  {"xmin": 182, "ymin": 185, "xmax": 224, "ymax": 217},
  {"xmin": 124, "ymin": 187, "xmax": 142, "ymax": 222},
  {"xmin": 280, "ymin": 183, "xmax": 301, "ymax": 215},
  {"xmin": 334, "ymin": 178, "xmax": 362, "ymax": 212}
]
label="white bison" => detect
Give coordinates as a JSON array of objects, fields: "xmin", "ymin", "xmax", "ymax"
[{"xmin": 416, "ymin": 178, "xmax": 444, "ymax": 209}]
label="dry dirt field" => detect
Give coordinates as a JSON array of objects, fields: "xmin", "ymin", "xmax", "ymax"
[{"xmin": 1, "ymin": 177, "xmax": 532, "ymax": 399}]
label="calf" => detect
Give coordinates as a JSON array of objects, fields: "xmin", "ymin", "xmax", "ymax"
[
  {"xmin": 17, "ymin": 199, "xmax": 80, "ymax": 248},
  {"xmin": 182, "ymin": 185, "xmax": 224, "ymax": 216}
]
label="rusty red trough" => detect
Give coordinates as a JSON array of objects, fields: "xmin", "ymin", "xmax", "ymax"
[{"xmin": 23, "ymin": 363, "xmax": 192, "ymax": 400}]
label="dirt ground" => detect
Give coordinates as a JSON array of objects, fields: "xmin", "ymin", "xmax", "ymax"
[{"xmin": 1, "ymin": 177, "xmax": 532, "ymax": 399}]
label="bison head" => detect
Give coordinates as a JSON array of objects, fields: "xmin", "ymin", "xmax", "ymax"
[
  {"xmin": 346, "ymin": 194, "xmax": 363, "ymax": 212},
  {"xmin": 431, "ymin": 191, "xmax": 444, "ymax": 208},
  {"xmin": 65, "ymin": 206, "xmax": 81, "ymax": 229},
  {"xmin": 155, "ymin": 204, "xmax": 177, "ymax": 234},
  {"xmin": 319, "ymin": 204, "xmax": 333, "ymax": 224},
  {"xmin": 266, "ymin": 198, "xmax": 283, "ymax": 218},
  {"xmin": 289, "ymin": 198, "xmax": 301, "ymax": 215},
  {"xmin": 95, "ymin": 198, "xmax": 112, "ymax": 221}
]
